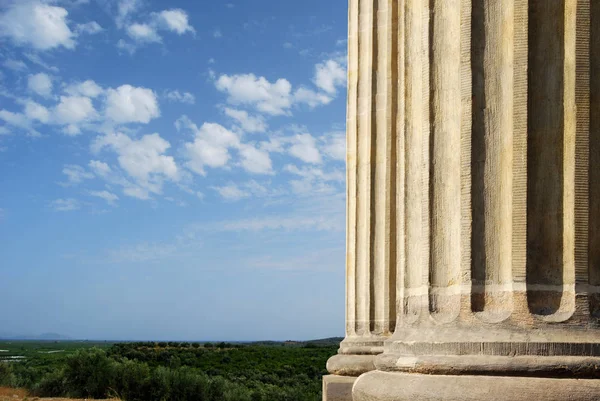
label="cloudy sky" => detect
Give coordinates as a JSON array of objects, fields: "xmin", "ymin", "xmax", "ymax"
[{"xmin": 0, "ymin": 0, "xmax": 347, "ymax": 341}]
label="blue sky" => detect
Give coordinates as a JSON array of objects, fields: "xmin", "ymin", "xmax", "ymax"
[{"xmin": 0, "ymin": 0, "xmax": 347, "ymax": 341}]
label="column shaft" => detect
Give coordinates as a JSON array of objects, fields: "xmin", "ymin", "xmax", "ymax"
[
  {"xmin": 471, "ymin": 0, "xmax": 514, "ymax": 321},
  {"xmin": 429, "ymin": 0, "xmax": 462, "ymax": 323}
]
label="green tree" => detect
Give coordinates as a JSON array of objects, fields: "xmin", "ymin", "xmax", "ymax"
[{"xmin": 64, "ymin": 348, "xmax": 116, "ymax": 399}]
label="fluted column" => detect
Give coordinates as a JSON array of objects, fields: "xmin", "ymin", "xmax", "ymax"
[
  {"xmin": 323, "ymin": 1, "xmax": 398, "ymax": 398},
  {"xmin": 332, "ymin": 0, "xmax": 600, "ymax": 400}
]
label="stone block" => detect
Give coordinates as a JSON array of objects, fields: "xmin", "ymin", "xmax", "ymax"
[
  {"xmin": 322, "ymin": 375, "xmax": 356, "ymax": 401},
  {"xmin": 353, "ymin": 371, "xmax": 600, "ymax": 401}
]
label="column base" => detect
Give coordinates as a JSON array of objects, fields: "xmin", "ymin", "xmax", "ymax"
[
  {"xmin": 327, "ymin": 354, "xmax": 376, "ymax": 376},
  {"xmin": 353, "ymin": 370, "xmax": 600, "ymax": 401},
  {"xmin": 322, "ymin": 375, "xmax": 356, "ymax": 401}
]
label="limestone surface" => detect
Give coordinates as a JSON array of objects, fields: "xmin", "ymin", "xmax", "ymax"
[{"xmin": 325, "ymin": 0, "xmax": 600, "ymax": 400}]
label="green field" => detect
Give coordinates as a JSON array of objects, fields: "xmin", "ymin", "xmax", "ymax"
[{"xmin": 0, "ymin": 339, "xmax": 340, "ymax": 401}]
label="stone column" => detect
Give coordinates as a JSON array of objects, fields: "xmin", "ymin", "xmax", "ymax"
[
  {"xmin": 323, "ymin": 0, "xmax": 397, "ymax": 399},
  {"xmin": 331, "ymin": 0, "xmax": 600, "ymax": 400}
]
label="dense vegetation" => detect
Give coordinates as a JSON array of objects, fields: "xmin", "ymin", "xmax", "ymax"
[{"xmin": 0, "ymin": 339, "xmax": 339, "ymax": 400}]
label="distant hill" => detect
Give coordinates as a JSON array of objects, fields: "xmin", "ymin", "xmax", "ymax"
[
  {"xmin": 304, "ymin": 337, "xmax": 344, "ymax": 346},
  {"xmin": 250, "ymin": 337, "xmax": 343, "ymax": 347},
  {"xmin": 0, "ymin": 332, "xmax": 72, "ymax": 340}
]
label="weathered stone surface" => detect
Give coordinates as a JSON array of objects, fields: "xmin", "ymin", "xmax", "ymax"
[
  {"xmin": 353, "ymin": 371, "xmax": 600, "ymax": 401},
  {"xmin": 326, "ymin": 354, "xmax": 375, "ymax": 376},
  {"xmin": 322, "ymin": 375, "xmax": 355, "ymax": 401},
  {"xmin": 324, "ymin": 0, "xmax": 600, "ymax": 399}
]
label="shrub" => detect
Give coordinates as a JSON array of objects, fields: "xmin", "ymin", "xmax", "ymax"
[
  {"xmin": 64, "ymin": 348, "xmax": 117, "ymax": 399},
  {"xmin": 115, "ymin": 359, "xmax": 151, "ymax": 401},
  {"xmin": 0, "ymin": 362, "xmax": 15, "ymax": 387},
  {"xmin": 169, "ymin": 367, "xmax": 209, "ymax": 401},
  {"xmin": 33, "ymin": 369, "xmax": 67, "ymax": 397}
]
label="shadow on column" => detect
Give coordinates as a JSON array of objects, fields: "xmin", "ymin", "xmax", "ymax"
[{"xmin": 527, "ymin": 1, "xmax": 567, "ymax": 316}]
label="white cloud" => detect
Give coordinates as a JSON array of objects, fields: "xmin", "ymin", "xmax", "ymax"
[
  {"xmin": 89, "ymin": 160, "xmax": 112, "ymax": 177},
  {"xmin": 153, "ymin": 9, "xmax": 195, "ymax": 35},
  {"xmin": 178, "ymin": 115, "xmax": 274, "ymax": 176},
  {"xmin": 238, "ymin": 144, "xmax": 273, "ymax": 175},
  {"xmin": 179, "ymin": 117, "xmax": 239, "ymax": 175},
  {"xmin": 126, "ymin": 23, "xmax": 161, "ymax": 43},
  {"xmin": 212, "ymin": 183, "xmax": 250, "ymax": 201},
  {"xmin": 23, "ymin": 52, "xmax": 59, "ymax": 72},
  {"xmin": 0, "ymin": 2, "xmax": 75, "ymax": 50},
  {"xmin": 28, "ymin": 73, "xmax": 53, "ymax": 98},
  {"xmin": 165, "ymin": 90, "xmax": 195, "ymax": 104},
  {"xmin": 116, "ymin": 39, "xmax": 137, "ymax": 54},
  {"xmin": 288, "ymin": 133, "xmax": 322, "ymax": 164},
  {"xmin": 88, "ymin": 159, "xmax": 153, "ymax": 200},
  {"xmin": 122, "ymin": 185, "xmax": 152, "ymax": 200},
  {"xmin": 53, "ymin": 95, "xmax": 97, "ymax": 127},
  {"xmin": 213, "ymin": 29, "xmax": 222, "ymax": 38},
  {"xmin": 92, "ymin": 131, "xmax": 178, "ymax": 198},
  {"xmin": 3, "ymin": 59, "xmax": 27, "ymax": 71},
  {"xmin": 117, "ymin": 7, "xmax": 194, "ymax": 52},
  {"xmin": 284, "ymin": 164, "xmax": 344, "ymax": 195},
  {"xmin": 116, "ymin": 0, "xmax": 140, "ymax": 28},
  {"xmin": 215, "ymin": 73, "xmax": 293, "ymax": 116},
  {"xmin": 321, "ymin": 132, "xmax": 345, "ymax": 161},
  {"xmin": 24, "ymin": 100, "xmax": 50, "ymax": 123},
  {"xmin": 293, "ymin": 87, "xmax": 332, "ymax": 108},
  {"xmin": 63, "ymin": 124, "xmax": 81, "ymax": 136},
  {"xmin": 64, "ymin": 80, "xmax": 104, "ymax": 98},
  {"xmin": 105, "ymin": 85, "xmax": 160, "ymax": 124},
  {"xmin": 223, "ymin": 107, "xmax": 267, "ymax": 133},
  {"xmin": 50, "ymin": 198, "xmax": 80, "ymax": 212},
  {"xmin": 61, "ymin": 164, "xmax": 94, "ymax": 185},
  {"xmin": 76, "ymin": 21, "xmax": 103, "ymax": 35},
  {"xmin": 314, "ymin": 59, "xmax": 346, "ymax": 94},
  {"xmin": 215, "ymin": 71, "xmax": 338, "ymax": 115},
  {"xmin": 0, "ymin": 110, "xmax": 30, "ymax": 129},
  {"xmin": 284, "ymin": 164, "xmax": 344, "ymax": 182},
  {"xmin": 89, "ymin": 190, "xmax": 119, "ymax": 205}
]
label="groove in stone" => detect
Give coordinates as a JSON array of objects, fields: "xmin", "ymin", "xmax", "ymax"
[
  {"xmin": 512, "ymin": 0, "xmax": 528, "ymax": 286},
  {"xmin": 589, "ymin": 0, "xmax": 600, "ymax": 317},
  {"xmin": 394, "ymin": 0, "xmax": 406, "ymax": 327},
  {"xmin": 387, "ymin": 0, "xmax": 398, "ymax": 334},
  {"xmin": 356, "ymin": 0, "xmax": 374, "ymax": 334},
  {"xmin": 428, "ymin": 0, "xmax": 462, "ymax": 323},
  {"xmin": 401, "ymin": 0, "xmax": 427, "ymax": 323},
  {"xmin": 575, "ymin": 0, "xmax": 590, "ymax": 288},
  {"xmin": 420, "ymin": 0, "xmax": 431, "ymax": 317},
  {"xmin": 346, "ymin": 0, "xmax": 359, "ymax": 336},
  {"xmin": 372, "ymin": 0, "xmax": 397, "ymax": 335},
  {"xmin": 368, "ymin": 0, "xmax": 379, "ymax": 335},
  {"xmin": 471, "ymin": 0, "xmax": 514, "ymax": 322},
  {"xmin": 526, "ymin": 0, "xmax": 576, "ymax": 318},
  {"xmin": 460, "ymin": 0, "xmax": 473, "ymax": 315}
]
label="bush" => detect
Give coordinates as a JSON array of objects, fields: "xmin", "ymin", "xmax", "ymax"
[
  {"xmin": 147, "ymin": 366, "xmax": 172, "ymax": 401},
  {"xmin": 170, "ymin": 367, "xmax": 209, "ymax": 401},
  {"xmin": 114, "ymin": 359, "xmax": 151, "ymax": 401},
  {"xmin": 0, "ymin": 362, "xmax": 15, "ymax": 387},
  {"xmin": 33, "ymin": 369, "xmax": 67, "ymax": 397},
  {"xmin": 64, "ymin": 348, "xmax": 117, "ymax": 399}
]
